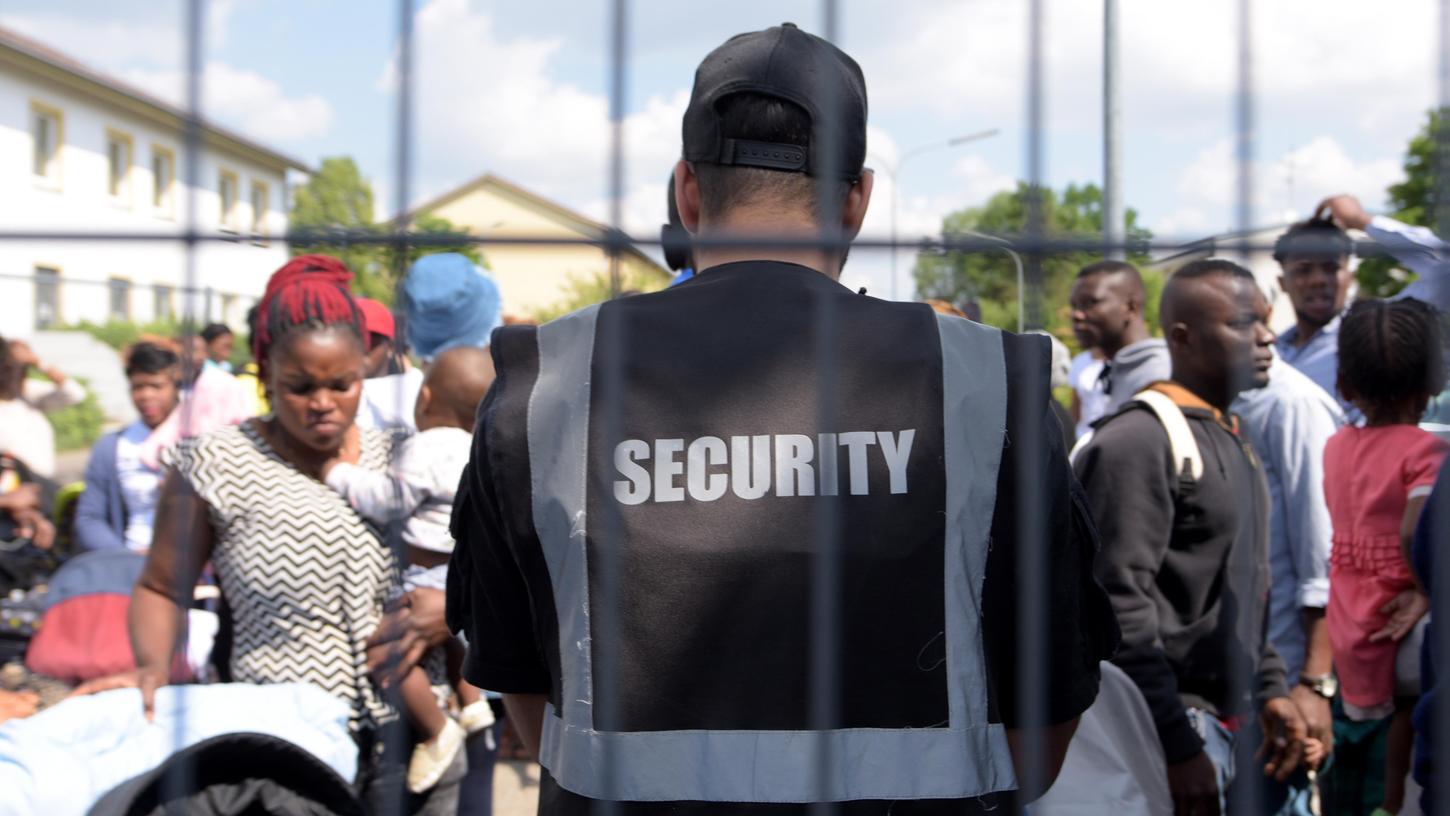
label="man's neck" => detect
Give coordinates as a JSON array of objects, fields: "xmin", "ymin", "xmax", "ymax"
[
  {"xmin": 1103, "ymin": 321, "xmax": 1151, "ymax": 360},
  {"xmin": 691, "ymin": 214, "xmax": 841, "ymax": 278},
  {"xmin": 1171, "ymin": 374, "xmax": 1231, "ymax": 414},
  {"xmin": 1290, "ymin": 315, "xmax": 1330, "ymax": 348}
]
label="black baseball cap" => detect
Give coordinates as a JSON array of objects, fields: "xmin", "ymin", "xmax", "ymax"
[{"xmin": 682, "ymin": 23, "xmax": 868, "ymax": 181}]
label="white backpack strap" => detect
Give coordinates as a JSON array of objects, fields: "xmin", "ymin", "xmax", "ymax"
[{"xmin": 1132, "ymin": 389, "xmax": 1203, "ymax": 487}]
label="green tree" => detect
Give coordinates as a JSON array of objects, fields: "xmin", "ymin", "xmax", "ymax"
[
  {"xmin": 290, "ymin": 157, "xmax": 483, "ymax": 304},
  {"xmin": 1357, "ymin": 109, "xmax": 1444, "ymax": 297},
  {"xmin": 912, "ymin": 182, "xmax": 1153, "ymax": 340},
  {"xmin": 528, "ymin": 267, "xmax": 667, "ymax": 323}
]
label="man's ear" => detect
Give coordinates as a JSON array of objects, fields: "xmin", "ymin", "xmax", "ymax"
[
  {"xmin": 1125, "ymin": 292, "xmax": 1143, "ymax": 318},
  {"xmin": 1277, "ymin": 274, "xmax": 1287, "ymax": 296},
  {"xmin": 675, "ymin": 159, "xmax": 702, "ymax": 234},
  {"xmin": 416, "ymin": 383, "xmax": 432, "ymax": 414},
  {"xmin": 842, "ymin": 169, "xmax": 874, "ymax": 239},
  {"xmin": 1167, "ymin": 322, "xmax": 1191, "ymax": 354}
]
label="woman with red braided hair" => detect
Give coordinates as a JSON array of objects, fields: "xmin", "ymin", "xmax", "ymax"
[{"xmin": 73, "ymin": 255, "xmax": 463, "ymax": 813}]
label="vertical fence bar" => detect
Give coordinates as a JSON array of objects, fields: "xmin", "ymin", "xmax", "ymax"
[
  {"xmin": 1012, "ymin": 0, "xmax": 1050, "ymax": 805},
  {"xmin": 165, "ymin": 0, "xmax": 206, "ymax": 802},
  {"xmin": 594, "ymin": 1, "xmax": 629, "ymax": 813},
  {"xmin": 808, "ymin": 3, "xmax": 844, "ymax": 812},
  {"xmin": 1230, "ymin": 1, "xmax": 1261, "ymax": 812},
  {"xmin": 1102, "ymin": 0, "xmax": 1124, "ymax": 261},
  {"xmin": 1436, "ymin": 4, "xmax": 1450, "ymax": 816},
  {"xmin": 1234, "ymin": 0, "xmax": 1254, "ymax": 244},
  {"xmin": 378, "ymin": 3, "xmax": 416, "ymax": 814}
]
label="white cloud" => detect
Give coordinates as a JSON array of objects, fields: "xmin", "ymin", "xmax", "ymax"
[
  {"xmin": 1152, "ymin": 135, "xmax": 1401, "ymax": 237},
  {"xmin": 859, "ymin": 0, "xmax": 1435, "ymax": 141},
  {"xmin": 2, "ymin": 13, "xmax": 183, "ymax": 67},
  {"xmin": 849, "ymin": 127, "xmax": 1015, "ymax": 299},
  {"xmin": 3, "ymin": 8, "xmax": 329, "ymax": 146},
  {"xmin": 122, "ymin": 62, "xmax": 334, "ymax": 143},
  {"xmin": 4, "ymin": 1, "xmax": 246, "ymax": 65},
  {"xmin": 382, "ymin": 0, "xmax": 689, "ymax": 237}
]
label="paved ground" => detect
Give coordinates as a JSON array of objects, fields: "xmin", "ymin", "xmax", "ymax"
[
  {"xmin": 493, "ymin": 760, "xmax": 541, "ymax": 814},
  {"xmin": 54, "ymin": 448, "xmax": 90, "ymax": 485}
]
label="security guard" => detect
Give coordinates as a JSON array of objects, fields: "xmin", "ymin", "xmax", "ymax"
[{"xmin": 448, "ymin": 23, "xmax": 1119, "ymax": 815}]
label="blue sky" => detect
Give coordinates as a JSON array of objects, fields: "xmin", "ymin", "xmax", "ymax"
[{"xmin": 2, "ymin": 0, "xmax": 1440, "ymax": 297}]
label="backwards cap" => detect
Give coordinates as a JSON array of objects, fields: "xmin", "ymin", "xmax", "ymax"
[{"xmin": 682, "ymin": 23, "xmax": 867, "ymax": 181}]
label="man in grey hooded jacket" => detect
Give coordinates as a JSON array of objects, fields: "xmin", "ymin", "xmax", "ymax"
[{"xmin": 1069, "ymin": 260, "xmax": 1171, "ymax": 415}]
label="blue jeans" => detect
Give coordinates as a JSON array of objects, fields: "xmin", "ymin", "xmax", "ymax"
[{"xmin": 1188, "ymin": 708, "xmax": 1235, "ymax": 813}]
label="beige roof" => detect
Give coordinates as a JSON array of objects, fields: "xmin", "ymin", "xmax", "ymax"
[{"xmin": 407, "ymin": 171, "xmax": 666, "ymax": 275}]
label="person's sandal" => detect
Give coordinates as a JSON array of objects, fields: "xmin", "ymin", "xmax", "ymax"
[
  {"xmin": 458, "ymin": 699, "xmax": 496, "ymax": 735},
  {"xmin": 406, "ymin": 718, "xmax": 465, "ymax": 793}
]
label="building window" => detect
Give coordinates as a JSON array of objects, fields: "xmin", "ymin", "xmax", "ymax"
[
  {"xmin": 109, "ymin": 278, "xmax": 132, "ymax": 321},
  {"xmin": 152, "ymin": 147, "xmax": 175, "ymax": 216},
  {"xmin": 106, "ymin": 130, "xmax": 133, "ymax": 201},
  {"xmin": 219, "ymin": 170, "xmax": 239, "ymax": 232},
  {"xmin": 34, "ymin": 267, "xmax": 60, "ymax": 328},
  {"xmin": 154, "ymin": 285, "xmax": 174, "ymax": 321},
  {"xmin": 30, "ymin": 103, "xmax": 62, "ymax": 185},
  {"xmin": 250, "ymin": 181, "xmax": 270, "ymax": 244}
]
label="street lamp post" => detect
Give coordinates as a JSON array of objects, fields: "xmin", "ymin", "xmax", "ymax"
[{"xmin": 871, "ymin": 128, "xmax": 999, "ymax": 301}]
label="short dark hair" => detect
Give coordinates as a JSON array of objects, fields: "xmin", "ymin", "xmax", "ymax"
[
  {"xmin": 1077, "ymin": 259, "xmax": 1139, "ymax": 280},
  {"xmin": 125, "ymin": 341, "xmax": 181, "ymax": 378},
  {"xmin": 692, "ymin": 94, "xmax": 848, "ymax": 222},
  {"xmin": 1172, "ymin": 258, "xmax": 1256, "ymax": 283},
  {"xmin": 1160, "ymin": 258, "xmax": 1257, "ymax": 331},
  {"xmin": 1338, "ymin": 297, "xmax": 1445, "ymax": 412},
  {"xmin": 200, "ymin": 323, "xmax": 232, "ymax": 343},
  {"xmin": 1272, "ymin": 218, "xmax": 1353, "ymax": 263},
  {"xmin": 1076, "ymin": 259, "xmax": 1146, "ymax": 300}
]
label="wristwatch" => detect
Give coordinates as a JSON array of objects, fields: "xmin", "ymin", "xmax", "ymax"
[{"xmin": 1298, "ymin": 673, "xmax": 1338, "ymax": 699}]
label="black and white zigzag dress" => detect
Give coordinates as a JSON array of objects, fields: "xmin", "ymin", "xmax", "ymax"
[{"xmin": 171, "ymin": 421, "xmax": 399, "ymax": 731}]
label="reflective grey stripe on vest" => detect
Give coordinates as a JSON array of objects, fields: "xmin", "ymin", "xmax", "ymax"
[
  {"xmin": 526, "ymin": 305, "xmax": 1015, "ymax": 802},
  {"xmin": 528, "ymin": 303, "xmax": 602, "ymax": 732}
]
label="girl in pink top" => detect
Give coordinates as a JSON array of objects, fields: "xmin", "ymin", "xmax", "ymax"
[{"xmin": 1324, "ymin": 298, "xmax": 1447, "ymax": 816}]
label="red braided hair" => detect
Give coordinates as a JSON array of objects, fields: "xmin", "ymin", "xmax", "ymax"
[{"xmin": 252, "ymin": 254, "xmax": 365, "ymax": 381}]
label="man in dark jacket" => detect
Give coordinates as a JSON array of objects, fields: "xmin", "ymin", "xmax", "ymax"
[
  {"xmin": 449, "ymin": 22, "xmax": 1119, "ymax": 816},
  {"xmin": 1075, "ymin": 259, "xmax": 1305, "ymax": 815}
]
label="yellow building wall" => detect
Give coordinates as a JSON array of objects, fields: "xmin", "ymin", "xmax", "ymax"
[{"xmin": 425, "ymin": 184, "xmax": 668, "ymax": 319}]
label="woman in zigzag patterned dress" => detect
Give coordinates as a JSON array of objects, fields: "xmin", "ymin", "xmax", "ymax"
[{"xmin": 79, "ymin": 256, "xmax": 464, "ymax": 815}]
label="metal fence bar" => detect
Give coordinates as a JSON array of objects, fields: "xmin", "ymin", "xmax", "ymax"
[
  {"xmin": 372, "ymin": 2, "xmax": 418, "ymax": 813},
  {"xmin": 0, "ymin": 229, "xmax": 1347, "ymax": 255},
  {"xmin": 1011, "ymin": 0, "xmax": 1051, "ymax": 804},
  {"xmin": 164, "ymin": 0, "xmax": 207, "ymax": 805},
  {"xmin": 1103, "ymin": 0, "xmax": 1124, "ymax": 261},
  {"xmin": 1436, "ymin": 4, "xmax": 1450, "ymax": 816},
  {"xmin": 808, "ymin": 5, "xmax": 844, "ymax": 813},
  {"xmin": 594, "ymin": 2, "xmax": 629, "ymax": 814},
  {"xmin": 1228, "ymin": 1, "xmax": 1263, "ymax": 812}
]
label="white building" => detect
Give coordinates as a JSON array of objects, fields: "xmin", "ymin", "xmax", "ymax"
[{"xmin": 0, "ymin": 26, "xmax": 309, "ymax": 337}]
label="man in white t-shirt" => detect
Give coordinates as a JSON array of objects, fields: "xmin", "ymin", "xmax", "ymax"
[
  {"xmin": 74, "ymin": 342, "xmax": 181, "ymax": 552},
  {"xmin": 1068, "ymin": 349, "xmax": 1108, "ymax": 440}
]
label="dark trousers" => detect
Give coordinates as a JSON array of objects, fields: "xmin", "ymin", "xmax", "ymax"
[
  {"xmin": 356, "ymin": 721, "xmax": 467, "ymax": 816},
  {"xmin": 457, "ymin": 712, "xmax": 504, "ymax": 816}
]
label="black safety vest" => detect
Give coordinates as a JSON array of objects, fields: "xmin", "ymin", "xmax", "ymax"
[{"xmin": 470, "ymin": 262, "xmax": 1030, "ymax": 805}]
